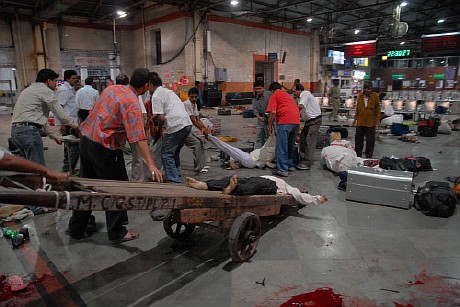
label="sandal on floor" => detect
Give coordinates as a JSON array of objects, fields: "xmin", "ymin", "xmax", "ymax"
[{"xmin": 111, "ymin": 230, "xmax": 140, "ymax": 245}]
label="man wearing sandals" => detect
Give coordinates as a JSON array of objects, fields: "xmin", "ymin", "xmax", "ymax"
[
  {"xmin": 69, "ymin": 68, "xmax": 163, "ymax": 243},
  {"xmin": 184, "ymin": 87, "xmax": 211, "ymax": 174}
]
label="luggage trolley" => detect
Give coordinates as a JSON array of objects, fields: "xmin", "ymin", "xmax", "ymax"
[{"xmin": 0, "ymin": 174, "xmax": 299, "ymax": 262}]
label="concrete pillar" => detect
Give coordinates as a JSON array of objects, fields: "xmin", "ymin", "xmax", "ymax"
[
  {"xmin": 33, "ymin": 24, "xmax": 46, "ymax": 71},
  {"xmin": 193, "ymin": 12, "xmax": 203, "ymax": 82}
]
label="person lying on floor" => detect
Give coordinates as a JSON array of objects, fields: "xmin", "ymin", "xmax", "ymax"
[{"xmin": 186, "ymin": 175, "xmax": 328, "ymax": 206}]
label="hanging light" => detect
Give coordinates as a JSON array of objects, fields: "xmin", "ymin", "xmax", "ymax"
[
  {"xmin": 231, "ymin": 0, "xmax": 239, "ymax": 5},
  {"xmin": 354, "ymin": 29, "xmax": 360, "ymax": 35},
  {"xmin": 307, "ymin": 18, "xmax": 312, "ymax": 22},
  {"xmin": 438, "ymin": 19, "xmax": 445, "ymax": 23}
]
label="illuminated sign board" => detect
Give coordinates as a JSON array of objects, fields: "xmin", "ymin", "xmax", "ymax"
[
  {"xmin": 344, "ymin": 42, "xmax": 376, "ymax": 57},
  {"xmin": 392, "ymin": 74, "xmax": 405, "ymax": 80},
  {"xmin": 433, "ymin": 74, "xmax": 445, "ymax": 79},
  {"xmin": 422, "ymin": 35, "xmax": 460, "ymax": 52},
  {"xmin": 387, "ymin": 49, "xmax": 411, "ymax": 57}
]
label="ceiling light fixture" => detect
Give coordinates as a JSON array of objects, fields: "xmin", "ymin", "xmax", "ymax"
[
  {"xmin": 400, "ymin": 41, "xmax": 405, "ymax": 45},
  {"xmin": 344, "ymin": 39, "xmax": 377, "ymax": 45},
  {"xmin": 117, "ymin": 10, "xmax": 126, "ymax": 16},
  {"xmin": 421, "ymin": 32, "xmax": 460, "ymax": 38},
  {"xmin": 231, "ymin": 0, "xmax": 239, "ymax": 5},
  {"xmin": 400, "ymin": 2, "xmax": 408, "ymax": 7},
  {"xmin": 307, "ymin": 18, "xmax": 312, "ymax": 22},
  {"xmin": 354, "ymin": 29, "xmax": 360, "ymax": 34},
  {"xmin": 438, "ymin": 19, "xmax": 445, "ymax": 23}
]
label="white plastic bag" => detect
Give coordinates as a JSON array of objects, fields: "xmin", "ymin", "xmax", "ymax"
[{"xmin": 381, "ymin": 114, "xmax": 403, "ymax": 127}]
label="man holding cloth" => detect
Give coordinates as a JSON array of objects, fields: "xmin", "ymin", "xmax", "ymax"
[{"xmin": 266, "ymin": 82, "xmax": 300, "ymax": 177}]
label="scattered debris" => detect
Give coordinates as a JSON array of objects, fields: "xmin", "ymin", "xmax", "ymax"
[
  {"xmin": 255, "ymin": 277, "xmax": 266, "ymax": 286},
  {"xmin": 380, "ymin": 288, "xmax": 400, "ymax": 293}
]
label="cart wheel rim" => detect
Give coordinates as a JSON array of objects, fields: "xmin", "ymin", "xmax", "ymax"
[
  {"xmin": 163, "ymin": 210, "xmax": 196, "ymax": 240},
  {"xmin": 228, "ymin": 212, "xmax": 261, "ymax": 262}
]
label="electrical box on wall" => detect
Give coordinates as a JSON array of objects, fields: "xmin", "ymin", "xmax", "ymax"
[{"xmin": 215, "ymin": 68, "xmax": 227, "ymax": 82}]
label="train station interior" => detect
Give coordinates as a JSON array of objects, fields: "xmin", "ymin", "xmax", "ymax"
[{"xmin": 0, "ymin": 0, "xmax": 460, "ymax": 306}]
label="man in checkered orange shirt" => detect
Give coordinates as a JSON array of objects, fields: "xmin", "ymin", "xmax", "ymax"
[{"xmin": 68, "ymin": 68, "xmax": 163, "ymax": 243}]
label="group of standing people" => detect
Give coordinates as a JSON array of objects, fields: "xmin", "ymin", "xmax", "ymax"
[
  {"xmin": 9, "ymin": 67, "xmax": 210, "ymax": 243},
  {"xmin": 251, "ymin": 79, "xmax": 381, "ymax": 177},
  {"xmin": 251, "ymin": 80, "xmax": 322, "ymax": 177}
]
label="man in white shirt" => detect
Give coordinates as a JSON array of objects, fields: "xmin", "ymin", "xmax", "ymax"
[
  {"xmin": 184, "ymin": 87, "xmax": 211, "ymax": 173},
  {"xmin": 149, "ymin": 72, "xmax": 192, "ymax": 183},
  {"xmin": 56, "ymin": 69, "xmax": 79, "ymax": 173},
  {"xmin": 76, "ymin": 77, "xmax": 99, "ymax": 122},
  {"xmin": 295, "ymin": 84, "xmax": 322, "ymax": 170}
]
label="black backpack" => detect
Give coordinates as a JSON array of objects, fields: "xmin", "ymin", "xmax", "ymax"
[{"xmin": 414, "ymin": 181, "xmax": 458, "ymax": 218}]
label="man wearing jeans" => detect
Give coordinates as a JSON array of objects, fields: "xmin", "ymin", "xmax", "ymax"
[
  {"xmin": 11, "ymin": 69, "xmax": 78, "ymax": 166},
  {"xmin": 252, "ymin": 80, "xmax": 271, "ymax": 149},
  {"xmin": 266, "ymin": 82, "xmax": 300, "ymax": 177},
  {"xmin": 149, "ymin": 72, "xmax": 192, "ymax": 183}
]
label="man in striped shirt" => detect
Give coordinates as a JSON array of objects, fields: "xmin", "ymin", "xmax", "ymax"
[{"xmin": 68, "ymin": 68, "xmax": 163, "ymax": 243}]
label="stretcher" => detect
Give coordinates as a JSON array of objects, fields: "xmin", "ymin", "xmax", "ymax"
[{"xmin": 0, "ymin": 173, "xmax": 299, "ymax": 262}]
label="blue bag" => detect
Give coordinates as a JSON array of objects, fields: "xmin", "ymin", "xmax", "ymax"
[{"xmin": 390, "ymin": 123, "xmax": 409, "ymax": 136}]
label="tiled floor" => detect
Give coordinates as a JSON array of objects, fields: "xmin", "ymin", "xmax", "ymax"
[{"xmin": 1, "ymin": 107, "xmax": 460, "ymax": 306}]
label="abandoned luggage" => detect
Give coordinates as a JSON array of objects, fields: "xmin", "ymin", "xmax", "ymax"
[
  {"xmin": 346, "ymin": 165, "xmax": 414, "ymax": 209},
  {"xmin": 418, "ymin": 118, "xmax": 439, "ymax": 137},
  {"xmin": 390, "ymin": 123, "xmax": 409, "ymax": 136},
  {"xmin": 414, "ymin": 181, "xmax": 458, "ymax": 218}
]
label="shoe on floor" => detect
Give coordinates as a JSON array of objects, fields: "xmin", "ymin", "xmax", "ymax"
[
  {"xmin": 85, "ymin": 215, "xmax": 97, "ymax": 233},
  {"xmin": 296, "ymin": 163, "xmax": 310, "ymax": 170},
  {"xmin": 271, "ymin": 170, "xmax": 289, "ymax": 177},
  {"xmin": 288, "ymin": 167, "xmax": 296, "ymax": 172}
]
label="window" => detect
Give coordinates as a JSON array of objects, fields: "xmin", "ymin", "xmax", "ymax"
[{"xmin": 150, "ymin": 30, "xmax": 162, "ymax": 65}]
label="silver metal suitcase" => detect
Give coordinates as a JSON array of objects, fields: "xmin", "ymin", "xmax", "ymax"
[{"xmin": 346, "ymin": 166, "xmax": 414, "ymax": 209}]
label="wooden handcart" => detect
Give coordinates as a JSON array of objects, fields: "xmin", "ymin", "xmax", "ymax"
[{"xmin": 0, "ymin": 174, "xmax": 299, "ymax": 262}]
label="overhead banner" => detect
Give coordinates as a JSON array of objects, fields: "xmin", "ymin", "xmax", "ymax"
[{"xmin": 344, "ymin": 42, "xmax": 376, "ymax": 57}]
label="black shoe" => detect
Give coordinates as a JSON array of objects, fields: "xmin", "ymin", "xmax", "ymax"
[{"xmin": 85, "ymin": 215, "xmax": 97, "ymax": 233}]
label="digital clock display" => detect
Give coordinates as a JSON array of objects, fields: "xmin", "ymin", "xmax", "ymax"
[{"xmin": 387, "ymin": 49, "xmax": 411, "ymax": 57}]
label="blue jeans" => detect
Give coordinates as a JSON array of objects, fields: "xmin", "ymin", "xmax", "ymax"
[
  {"xmin": 254, "ymin": 124, "xmax": 268, "ymax": 150},
  {"xmin": 11, "ymin": 125, "xmax": 46, "ymax": 166},
  {"xmin": 161, "ymin": 125, "xmax": 192, "ymax": 183},
  {"xmin": 275, "ymin": 124, "xmax": 299, "ymax": 173}
]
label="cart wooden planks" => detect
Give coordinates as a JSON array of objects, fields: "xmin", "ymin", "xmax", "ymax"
[{"xmin": 0, "ymin": 174, "xmax": 299, "ymax": 262}]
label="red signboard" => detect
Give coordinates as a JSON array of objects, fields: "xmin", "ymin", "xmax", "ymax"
[
  {"xmin": 422, "ymin": 35, "xmax": 460, "ymax": 52},
  {"xmin": 344, "ymin": 42, "xmax": 376, "ymax": 57}
]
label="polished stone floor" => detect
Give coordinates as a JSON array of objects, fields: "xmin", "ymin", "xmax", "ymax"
[{"xmin": 0, "ymin": 107, "xmax": 460, "ymax": 306}]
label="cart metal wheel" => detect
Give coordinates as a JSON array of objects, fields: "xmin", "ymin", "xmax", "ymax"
[
  {"xmin": 163, "ymin": 210, "xmax": 196, "ymax": 240},
  {"xmin": 228, "ymin": 212, "xmax": 261, "ymax": 262}
]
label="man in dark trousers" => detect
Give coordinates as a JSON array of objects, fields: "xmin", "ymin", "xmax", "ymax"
[
  {"xmin": 353, "ymin": 81, "xmax": 381, "ymax": 158},
  {"xmin": 68, "ymin": 68, "xmax": 163, "ymax": 243}
]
